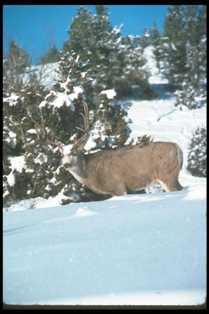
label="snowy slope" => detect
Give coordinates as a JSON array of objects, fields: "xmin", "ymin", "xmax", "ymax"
[
  {"xmin": 128, "ymin": 97, "xmax": 206, "ymax": 171},
  {"xmin": 3, "ymin": 46, "xmax": 206, "ymax": 306},
  {"xmin": 144, "ymin": 46, "xmax": 168, "ymax": 85},
  {"xmin": 22, "ymin": 62, "xmax": 60, "ymax": 89},
  {"xmin": 3, "ymin": 183, "xmax": 206, "ymax": 305}
]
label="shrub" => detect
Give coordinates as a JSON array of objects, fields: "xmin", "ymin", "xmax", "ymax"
[{"xmin": 187, "ymin": 127, "xmax": 206, "ymax": 177}]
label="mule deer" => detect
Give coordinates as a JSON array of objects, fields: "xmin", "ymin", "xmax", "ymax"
[{"xmin": 60, "ymin": 104, "xmax": 183, "ymax": 196}]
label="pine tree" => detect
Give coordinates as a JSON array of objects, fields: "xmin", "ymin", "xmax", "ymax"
[
  {"xmin": 39, "ymin": 45, "xmax": 60, "ymax": 64},
  {"xmin": 187, "ymin": 127, "xmax": 206, "ymax": 177},
  {"xmin": 3, "ymin": 73, "xmax": 48, "ymax": 204},
  {"xmin": 64, "ymin": 5, "xmax": 153, "ymax": 99},
  {"xmin": 149, "ymin": 24, "xmax": 163, "ymax": 70},
  {"xmin": 64, "ymin": 6, "xmax": 96, "ymax": 56},
  {"xmin": 173, "ymin": 6, "xmax": 206, "ymax": 110},
  {"xmin": 160, "ymin": 5, "xmax": 187, "ymax": 86},
  {"xmin": 4, "ymin": 40, "xmax": 31, "ymax": 92},
  {"xmin": 86, "ymin": 93, "xmax": 131, "ymax": 151},
  {"xmin": 7, "ymin": 40, "xmax": 31, "ymax": 74},
  {"xmin": 149, "ymin": 22, "xmax": 161, "ymax": 46}
]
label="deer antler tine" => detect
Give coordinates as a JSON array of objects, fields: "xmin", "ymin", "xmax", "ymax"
[
  {"xmin": 79, "ymin": 102, "xmax": 89, "ymax": 133},
  {"xmin": 83, "ymin": 102, "xmax": 89, "ymax": 130},
  {"xmin": 76, "ymin": 126, "xmax": 85, "ymax": 132},
  {"xmin": 71, "ymin": 102, "xmax": 90, "ymax": 153}
]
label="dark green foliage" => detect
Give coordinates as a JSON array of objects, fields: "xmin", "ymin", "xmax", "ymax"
[
  {"xmin": 6, "ymin": 40, "xmax": 31, "ymax": 74},
  {"xmin": 85, "ymin": 93, "xmax": 131, "ymax": 151},
  {"xmin": 3, "ymin": 40, "xmax": 31, "ymax": 93},
  {"xmin": 64, "ymin": 5, "xmax": 153, "ymax": 100},
  {"xmin": 187, "ymin": 127, "xmax": 206, "ymax": 177},
  {"xmin": 157, "ymin": 5, "xmax": 206, "ymax": 88},
  {"xmin": 149, "ymin": 23, "xmax": 161, "ymax": 46},
  {"xmin": 10, "ymin": 170, "xmax": 32, "ymax": 201},
  {"xmin": 154, "ymin": 5, "xmax": 206, "ymax": 109},
  {"xmin": 39, "ymin": 45, "xmax": 60, "ymax": 65}
]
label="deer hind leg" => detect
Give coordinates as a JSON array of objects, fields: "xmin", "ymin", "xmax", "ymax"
[{"xmin": 157, "ymin": 177, "xmax": 183, "ymax": 192}]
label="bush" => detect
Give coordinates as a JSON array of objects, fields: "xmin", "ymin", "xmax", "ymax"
[{"xmin": 187, "ymin": 127, "xmax": 206, "ymax": 177}]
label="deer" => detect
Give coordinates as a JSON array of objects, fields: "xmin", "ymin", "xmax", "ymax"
[{"xmin": 59, "ymin": 103, "xmax": 183, "ymax": 196}]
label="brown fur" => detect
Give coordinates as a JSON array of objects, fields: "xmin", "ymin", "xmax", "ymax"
[{"xmin": 64, "ymin": 141, "xmax": 183, "ymax": 196}]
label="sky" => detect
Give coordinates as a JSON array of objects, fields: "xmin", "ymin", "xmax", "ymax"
[{"xmin": 3, "ymin": 5, "xmax": 168, "ymax": 64}]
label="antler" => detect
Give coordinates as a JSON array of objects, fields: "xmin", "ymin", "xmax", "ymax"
[
  {"xmin": 80, "ymin": 102, "xmax": 89, "ymax": 131},
  {"xmin": 45, "ymin": 102, "xmax": 90, "ymax": 155},
  {"xmin": 72, "ymin": 102, "xmax": 90, "ymax": 153}
]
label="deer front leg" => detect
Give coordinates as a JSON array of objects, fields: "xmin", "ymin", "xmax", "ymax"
[{"xmin": 111, "ymin": 183, "xmax": 127, "ymax": 196}]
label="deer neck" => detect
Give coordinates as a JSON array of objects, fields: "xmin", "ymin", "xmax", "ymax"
[{"xmin": 68, "ymin": 154, "xmax": 88, "ymax": 184}]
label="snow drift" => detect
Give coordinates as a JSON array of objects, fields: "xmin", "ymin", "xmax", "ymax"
[{"xmin": 3, "ymin": 183, "xmax": 206, "ymax": 305}]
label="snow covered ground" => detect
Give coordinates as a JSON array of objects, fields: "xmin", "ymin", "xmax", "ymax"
[
  {"xmin": 3, "ymin": 183, "xmax": 206, "ymax": 305},
  {"xmin": 3, "ymin": 46, "xmax": 206, "ymax": 306}
]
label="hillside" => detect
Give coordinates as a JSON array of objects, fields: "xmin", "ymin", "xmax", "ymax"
[{"xmin": 3, "ymin": 46, "xmax": 206, "ymax": 306}]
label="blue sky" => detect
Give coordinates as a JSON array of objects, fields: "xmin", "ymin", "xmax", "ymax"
[{"xmin": 3, "ymin": 5, "xmax": 168, "ymax": 64}]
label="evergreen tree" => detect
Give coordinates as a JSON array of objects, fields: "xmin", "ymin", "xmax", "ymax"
[
  {"xmin": 39, "ymin": 45, "xmax": 60, "ymax": 64},
  {"xmin": 3, "ymin": 73, "xmax": 47, "ymax": 204},
  {"xmin": 187, "ymin": 127, "xmax": 206, "ymax": 177},
  {"xmin": 4, "ymin": 40, "xmax": 31, "ymax": 92},
  {"xmin": 6, "ymin": 40, "xmax": 31, "ymax": 74},
  {"xmin": 160, "ymin": 5, "xmax": 206, "ymax": 87},
  {"xmin": 149, "ymin": 22, "xmax": 161, "ymax": 46},
  {"xmin": 64, "ymin": 5, "xmax": 153, "ymax": 99},
  {"xmin": 160, "ymin": 5, "xmax": 187, "ymax": 86},
  {"xmin": 64, "ymin": 6, "xmax": 95, "ymax": 55},
  {"xmin": 175, "ymin": 34, "xmax": 206, "ymax": 110},
  {"xmin": 149, "ymin": 23, "xmax": 163, "ymax": 70},
  {"xmin": 173, "ymin": 6, "xmax": 206, "ymax": 109},
  {"xmin": 156, "ymin": 5, "xmax": 206, "ymax": 108}
]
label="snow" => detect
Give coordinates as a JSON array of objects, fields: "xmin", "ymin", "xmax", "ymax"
[
  {"xmin": 8, "ymin": 131, "xmax": 16, "ymax": 139},
  {"xmin": 44, "ymin": 290, "xmax": 205, "ymax": 306},
  {"xmin": 3, "ymin": 93, "xmax": 19, "ymax": 106},
  {"xmin": 9, "ymin": 156, "xmax": 25, "ymax": 173},
  {"xmin": 68, "ymin": 86, "xmax": 84, "ymax": 101},
  {"xmin": 39, "ymin": 86, "xmax": 83, "ymax": 110},
  {"xmin": 3, "ymin": 46, "xmax": 206, "ymax": 306},
  {"xmin": 3, "ymin": 183, "xmax": 206, "ymax": 305},
  {"xmin": 50, "ymin": 92, "xmax": 75, "ymax": 109},
  {"xmin": 143, "ymin": 46, "xmax": 168, "ymax": 84},
  {"xmin": 100, "ymin": 89, "xmax": 117, "ymax": 99},
  {"xmin": 7, "ymin": 172, "xmax": 15, "ymax": 187},
  {"xmin": 5, "ymin": 156, "xmax": 26, "ymax": 187},
  {"xmin": 26, "ymin": 129, "xmax": 37, "ymax": 135}
]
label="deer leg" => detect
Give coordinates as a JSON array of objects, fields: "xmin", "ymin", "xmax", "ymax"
[
  {"xmin": 112, "ymin": 184, "xmax": 127, "ymax": 196},
  {"xmin": 170, "ymin": 179, "xmax": 183, "ymax": 191},
  {"xmin": 158, "ymin": 178, "xmax": 183, "ymax": 192}
]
